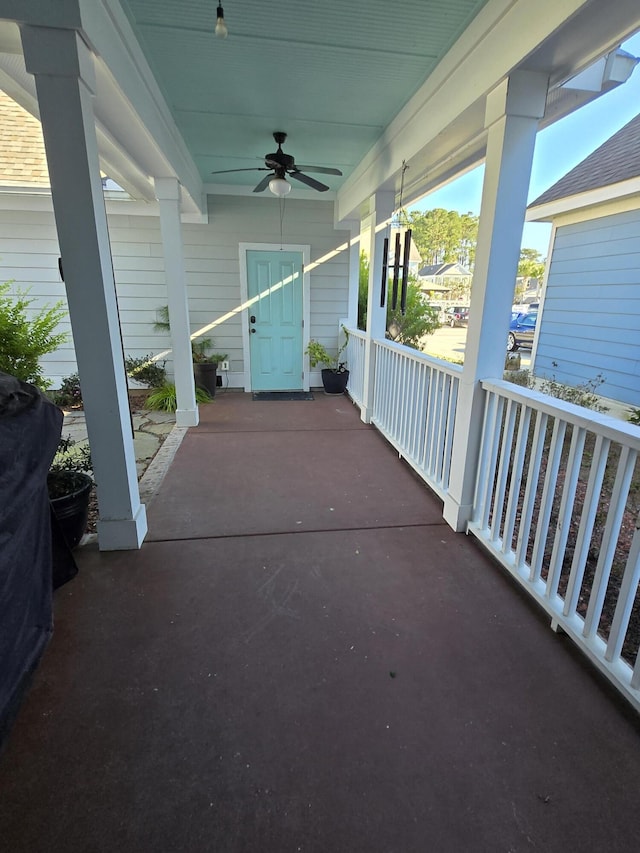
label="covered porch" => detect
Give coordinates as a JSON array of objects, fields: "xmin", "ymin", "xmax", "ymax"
[{"xmin": 1, "ymin": 391, "xmax": 639, "ymax": 851}]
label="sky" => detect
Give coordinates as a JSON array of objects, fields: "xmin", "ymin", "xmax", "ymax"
[{"xmin": 409, "ymin": 32, "xmax": 640, "ymax": 258}]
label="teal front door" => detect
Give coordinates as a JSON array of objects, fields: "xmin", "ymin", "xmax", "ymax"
[{"xmin": 246, "ymin": 250, "xmax": 304, "ymax": 391}]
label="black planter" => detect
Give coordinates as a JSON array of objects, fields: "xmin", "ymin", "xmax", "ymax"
[
  {"xmin": 193, "ymin": 362, "xmax": 218, "ymax": 397},
  {"xmin": 321, "ymin": 368, "xmax": 349, "ymax": 395},
  {"xmin": 47, "ymin": 471, "xmax": 93, "ymax": 550}
]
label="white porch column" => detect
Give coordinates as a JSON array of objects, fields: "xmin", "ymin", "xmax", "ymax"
[
  {"xmin": 21, "ymin": 25, "xmax": 147, "ymax": 550},
  {"xmin": 360, "ymin": 191, "xmax": 395, "ymax": 423},
  {"xmin": 155, "ymin": 177, "xmax": 199, "ymax": 427},
  {"xmin": 343, "ymin": 219, "xmax": 361, "ymax": 328},
  {"xmin": 443, "ymin": 71, "xmax": 548, "ymax": 532}
]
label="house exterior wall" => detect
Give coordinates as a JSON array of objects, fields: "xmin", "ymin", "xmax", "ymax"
[
  {"xmin": 0, "ymin": 194, "xmax": 350, "ymax": 388},
  {"xmin": 534, "ymin": 206, "xmax": 640, "ymax": 407}
]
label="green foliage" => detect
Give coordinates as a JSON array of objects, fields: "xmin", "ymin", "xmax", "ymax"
[
  {"xmin": 538, "ymin": 367, "xmax": 608, "ymax": 413},
  {"xmin": 305, "ymin": 329, "xmax": 349, "ymax": 373},
  {"xmin": 0, "ymin": 281, "xmax": 68, "ymax": 389},
  {"xmin": 146, "ymin": 382, "xmax": 212, "ymax": 412},
  {"xmin": 387, "ymin": 281, "xmax": 440, "ymax": 348},
  {"xmin": 504, "ymin": 369, "xmax": 534, "ymax": 388},
  {"xmin": 155, "ymin": 305, "xmax": 227, "ymax": 364},
  {"xmin": 518, "ymin": 248, "xmax": 545, "ymax": 283},
  {"xmin": 357, "ymin": 252, "xmax": 439, "ymax": 347},
  {"xmin": 49, "ymin": 435, "xmax": 93, "ymax": 474},
  {"xmin": 124, "ymin": 354, "xmax": 167, "ymax": 387},
  {"xmin": 628, "ymin": 408, "xmax": 640, "ymax": 426},
  {"xmin": 53, "ymin": 372, "xmax": 83, "ymax": 407},
  {"xmin": 407, "ymin": 208, "xmax": 478, "ymax": 270}
]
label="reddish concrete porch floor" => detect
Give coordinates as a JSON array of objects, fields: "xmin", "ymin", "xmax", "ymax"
[{"xmin": 2, "ymin": 391, "xmax": 640, "ymax": 852}]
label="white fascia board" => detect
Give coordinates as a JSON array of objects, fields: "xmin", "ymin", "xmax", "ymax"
[
  {"xmin": 336, "ymin": 0, "xmax": 639, "ymax": 222},
  {"xmin": 76, "ymin": 0, "xmax": 204, "ymax": 214},
  {"xmin": 526, "ymin": 178, "xmax": 640, "ymax": 222}
]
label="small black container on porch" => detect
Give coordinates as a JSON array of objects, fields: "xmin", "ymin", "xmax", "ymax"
[
  {"xmin": 321, "ymin": 368, "xmax": 349, "ymax": 395},
  {"xmin": 193, "ymin": 362, "xmax": 218, "ymax": 397}
]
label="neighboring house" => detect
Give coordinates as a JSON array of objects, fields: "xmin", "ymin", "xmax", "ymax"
[
  {"xmin": 527, "ymin": 112, "xmax": 640, "ymax": 407},
  {"xmin": 387, "ymin": 227, "xmax": 422, "ymax": 277},
  {"xmin": 0, "ymin": 92, "xmax": 349, "ymax": 389},
  {"xmin": 417, "ymin": 262, "xmax": 472, "ymax": 298}
]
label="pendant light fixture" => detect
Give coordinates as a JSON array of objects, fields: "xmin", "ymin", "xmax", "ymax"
[
  {"xmin": 215, "ymin": 4, "xmax": 228, "ymax": 38},
  {"xmin": 268, "ymin": 175, "xmax": 291, "ymax": 197}
]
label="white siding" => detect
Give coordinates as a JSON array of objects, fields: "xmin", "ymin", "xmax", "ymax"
[
  {"xmin": 0, "ymin": 195, "xmax": 350, "ymax": 388},
  {"xmin": 535, "ymin": 208, "xmax": 640, "ymax": 407}
]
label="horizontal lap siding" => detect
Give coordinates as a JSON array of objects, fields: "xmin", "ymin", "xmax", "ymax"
[
  {"xmin": 0, "ymin": 196, "xmax": 349, "ymax": 387},
  {"xmin": 535, "ymin": 209, "xmax": 640, "ymax": 407}
]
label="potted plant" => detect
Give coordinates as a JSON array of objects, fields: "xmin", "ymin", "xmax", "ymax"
[
  {"xmin": 191, "ymin": 338, "xmax": 228, "ymax": 398},
  {"xmin": 47, "ymin": 436, "xmax": 93, "ymax": 551},
  {"xmin": 305, "ymin": 329, "xmax": 349, "ymax": 395}
]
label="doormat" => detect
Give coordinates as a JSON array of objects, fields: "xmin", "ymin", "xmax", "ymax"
[{"xmin": 252, "ymin": 391, "xmax": 314, "ymax": 401}]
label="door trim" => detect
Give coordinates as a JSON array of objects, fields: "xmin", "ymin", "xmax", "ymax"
[{"xmin": 239, "ymin": 243, "xmax": 311, "ymax": 391}]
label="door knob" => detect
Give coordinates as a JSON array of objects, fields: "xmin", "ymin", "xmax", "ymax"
[{"xmin": 250, "ymin": 328, "xmax": 256, "ymax": 334}]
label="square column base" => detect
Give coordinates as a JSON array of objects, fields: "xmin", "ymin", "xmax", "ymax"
[
  {"xmin": 443, "ymin": 495, "xmax": 473, "ymax": 533},
  {"xmin": 176, "ymin": 408, "xmax": 199, "ymax": 427},
  {"xmin": 97, "ymin": 504, "xmax": 148, "ymax": 551}
]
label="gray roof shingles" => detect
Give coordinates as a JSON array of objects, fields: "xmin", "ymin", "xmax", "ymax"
[{"xmin": 529, "ymin": 112, "xmax": 640, "ymax": 208}]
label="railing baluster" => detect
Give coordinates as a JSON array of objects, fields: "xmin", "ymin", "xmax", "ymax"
[
  {"xmin": 583, "ymin": 446, "xmax": 637, "ymax": 640},
  {"xmin": 545, "ymin": 426, "xmax": 587, "ymax": 600},
  {"xmin": 564, "ymin": 435, "xmax": 610, "ymax": 618},
  {"xmin": 529, "ymin": 418, "xmax": 566, "ymax": 583},
  {"xmin": 490, "ymin": 398, "xmax": 517, "ymax": 545},
  {"xmin": 605, "ymin": 523, "xmax": 640, "ymax": 664},
  {"xmin": 503, "ymin": 403, "xmax": 531, "ymax": 558}
]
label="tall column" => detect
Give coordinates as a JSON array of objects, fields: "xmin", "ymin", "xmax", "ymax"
[
  {"xmin": 360, "ymin": 191, "xmax": 395, "ymax": 423},
  {"xmin": 155, "ymin": 177, "xmax": 198, "ymax": 427},
  {"xmin": 443, "ymin": 70, "xmax": 549, "ymax": 532},
  {"xmin": 21, "ymin": 25, "xmax": 147, "ymax": 550},
  {"xmin": 343, "ymin": 219, "xmax": 361, "ymax": 328}
]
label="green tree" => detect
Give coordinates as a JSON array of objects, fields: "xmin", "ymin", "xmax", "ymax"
[
  {"xmin": 0, "ymin": 281, "xmax": 68, "ymax": 389},
  {"xmin": 357, "ymin": 252, "xmax": 439, "ymax": 348},
  {"xmin": 518, "ymin": 248, "xmax": 545, "ymax": 284},
  {"xmin": 408, "ymin": 208, "xmax": 478, "ymax": 269}
]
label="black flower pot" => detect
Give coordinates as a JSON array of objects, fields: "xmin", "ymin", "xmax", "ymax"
[
  {"xmin": 321, "ymin": 368, "xmax": 349, "ymax": 395},
  {"xmin": 47, "ymin": 471, "xmax": 93, "ymax": 550},
  {"xmin": 193, "ymin": 362, "xmax": 218, "ymax": 397}
]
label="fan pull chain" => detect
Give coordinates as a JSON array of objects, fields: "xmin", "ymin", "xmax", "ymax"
[{"xmin": 279, "ymin": 196, "xmax": 286, "ymax": 249}]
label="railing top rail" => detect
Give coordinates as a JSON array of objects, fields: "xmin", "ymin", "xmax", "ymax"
[
  {"xmin": 482, "ymin": 378, "xmax": 640, "ymax": 449},
  {"xmin": 374, "ymin": 338, "xmax": 463, "ymax": 377},
  {"xmin": 343, "ymin": 326, "xmax": 365, "ymax": 341}
]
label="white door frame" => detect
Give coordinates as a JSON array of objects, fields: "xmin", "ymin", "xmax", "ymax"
[{"xmin": 238, "ymin": 243, "xmax": 311, "ymax": 392}]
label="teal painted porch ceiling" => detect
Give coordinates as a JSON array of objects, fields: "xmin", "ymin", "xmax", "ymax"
[{"xmin": 119, "ymin": 0, "xmax": 490, "ymax": 190}]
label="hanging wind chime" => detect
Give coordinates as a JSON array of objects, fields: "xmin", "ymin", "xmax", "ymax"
[{"xmin": 380, "ymin": 161, "xmax": 411, "ymax": 316}]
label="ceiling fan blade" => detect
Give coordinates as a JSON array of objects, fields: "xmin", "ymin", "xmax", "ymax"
[
  {"xmin": 294, "ymin": 165, "xmax": 343, "ymax": 176},
  {"xmin": 288, "ymin": 170, "xmax": 330, "ymax": 192},
  {"xmin": 210, "ymin": 167, "xmax": 269, "ymax": 175},
  {"xmin": 253, "ymin": 173, "xmax": 275, "ymax": 193}
]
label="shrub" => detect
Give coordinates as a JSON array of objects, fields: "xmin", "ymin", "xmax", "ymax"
[
  {"xmin": 538, "ymin": 369, "xmax": 608, "ymax": 413},
  {"xmin": 145, "ymin": 382, "xmax": 212, "ymax": 412},
  {"xmin": 53, "ymin": 372, "xmax": 83, "ymax": 407},
  {"xmin": 0, "ymin": 281, "xmax": 68, "ymax": 389},
  {"xmin": 124, "ymin": 354, "xmax": 167, "ymax": 388}
]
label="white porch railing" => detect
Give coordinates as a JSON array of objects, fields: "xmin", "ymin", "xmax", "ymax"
[
  {"xmin": 344, "ymin": 331, "xmax": 640, "ymax": 710},
  {"xmin": 344, "ymin": 328, "xmax": 366, "ymax": 408},
  {"xmin": 469, "ymin": 379, "xmax": 640, "ymax": 712},
  {"xmin": 362, "ymin": 338, "xmax": 461, "ymax": 499}
]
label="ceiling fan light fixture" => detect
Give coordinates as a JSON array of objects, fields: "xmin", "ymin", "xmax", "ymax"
[
  {"xmin": 269, "ymin": 176, "xmax": 291, "ymax": 197},
  {"xmin": 215, "ymin": 4, "xmax": 228, "ymax": 38}
]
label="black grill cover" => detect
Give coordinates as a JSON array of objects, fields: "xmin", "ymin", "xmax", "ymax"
[{"xmin": 0, "ymin": 372, "xmax": 62, "ymax": 745}]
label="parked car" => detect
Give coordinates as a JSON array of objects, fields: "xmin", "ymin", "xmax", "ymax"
[
  {"xmin": 444, "ymin": 306, "xmax": 469, "ymax": 327},
  {"xmin": 507, "ymin": 310, "xmax": 538, "ymax": 351}
]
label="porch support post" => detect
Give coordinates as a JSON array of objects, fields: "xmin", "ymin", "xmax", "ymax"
[
  {"xmin": 360, "ymin": 191, "xmax": 395, "ymax": 423},
  {"xmin": 443, "ymin": 70, "xmax": 548, "ymax": 532},
  {"xmin": 344, "ymin": 219, "xmax": 361, "ymax": 328},
  {"xmin": 155, "ymin": 177, "xmax": 199, "ymax": 427},
  {"xmin": 21, "ymin": 24, "xmax": 147, "ymax": 549}
]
